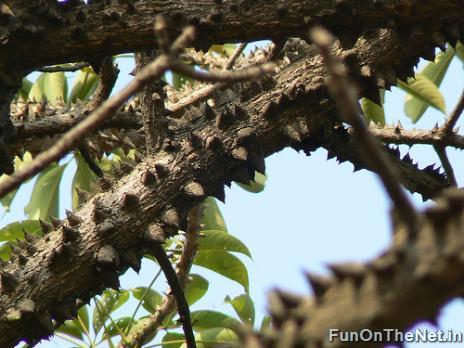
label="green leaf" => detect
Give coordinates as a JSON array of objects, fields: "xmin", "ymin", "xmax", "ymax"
[
  {"xmin": 77, "ymin": 305, "xmax": 89, "ymax": 333},
  {"xmin": 102, "ymin": 316, "xmax": 132, "ymax": 339},
  {"xmin": 194, "ymin": 250, "xmax": 249, "ymax": 292},
  {"xmin": 360, "ymin": 89, "xmax": 385, "ymax": 126},
  {"xmin": 399, "ymin": 47, "xmax": 453, "ymax": 122},
  {"xmin": 68, "ymin": 67, "xmax": 99, "ymax": 104},
  {"xmin": 55, "ymin": 320, "xmax": 85, "ymax": 341},
  {"xmin": 0, "ymin": 152, "xmax": 33, "ymax": 212},
  {"xmin": 162, "ymin": 332, "xmax": 185, "ymax": 348},
  {"xmin": 209, "ymin": 44, "xmax": 237, "ymax": 57},
  {"xmin": 172, "ymin": 72, "xmax": 195, "ymax": 90},
  {"xmin": 236, "ymin": 172, "xmax": 267, "ymax": 193},
  {"xmin": 190, "ymin": 310, "xmax": 242, "ymax": 334},
  {"xmin": 184, "ymin": 274, "xmax": 209, "ymax": 306},
  {"xmin": 201, "ymin": 198, "xmax": 227, "ymax": 232},
  {"xmin": 198, "ymin": 230, "xmax": 251, "ymax": 258},
  {"xmin": 196, "ymin": 328, "xmax": 238, "ymax": 348},
  {"xmin": 24, "ymin": 162, "xmax": 67, "ymax": 220},
  {"xmin": 93, "ymin": 290, "xmax": 130, "ymax": 335},
  {"xmin": 421, "ymin": 47, "xmax": 455, "ymax": 85},
  {"xmin": 72, "ymin": 152, "xmax": 98, "ymax": 209},
  {"xmin": 224, "ymin": 294, "xmax": 255, "ymax": 325},
  {"xmin": 131, "ymin": 287, "xmax": 163, "ymax": 313},
  {"xmin": 17, "ymin": 78, "xmax": 33, "ymax": 100},
  {"xmin": 398, "ymin": 75, "xmax": 446, "ymax": 123},
  {"xmin": 43, "ymin": 71, "xmax": 67, "ymax": 106},
  {"xmin": 55, "ymin": 306, "xmax": 89, "ymax": 341},
  {"xmin": 456, "ymin": 41, "xmax": 464, "ymax": 63},
  {"xmin": 28, "ymin": 73, "xmax": 46, "ymax": 102},
  {"xmin": 0, "ymin": 220, "xmax": 41, "ymax": 242}
]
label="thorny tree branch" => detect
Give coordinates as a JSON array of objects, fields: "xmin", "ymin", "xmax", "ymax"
[
  {"xmin": 367, "ymin": 126, "xmax": 464, "ymax": 149},
  {"xmin": 245, "ymin": 189, "xmax": 464, "ymax": 348},
  {"xmin": 0, "ymin": 20, "xmax": 274, "ymax": 200},
  {"xmin": 311, "ymin": 27, "xmax": 419, "ymax": 233},
  {"xmin": 135, "ymin": 50, "xmax": 166, "ymax": 155}
]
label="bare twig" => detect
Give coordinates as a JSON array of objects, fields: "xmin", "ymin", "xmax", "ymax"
[
  {"xmin": 440, "ymin": 89, "xmax": 464, "ymax": 135},
  {"xmin": 311, "ymin": 27, "xmax": 419, "ymax": 232},
  {"xmin": 169, "ymin": 42, "xmax": 248, "ymax": 116},
  {"xmin": 120, "ymin": 206, "xmax": 201, "ymax": 348},
  {"xmin": 37, "ymin": 62, "xmax": 90, "ymax": 73},
  {"xmin": 87, "ymin": 57, "xmax": 120, "ymax": 111},
  {"xmin": 150, "ymin": 243, "xmax": 196, "ymax": 348},
  {"xmin": 434, "ymin": 145, "xmax": 457, "ymax": 186},
  {"xmin": 170, "ymin": 61, "xmax": 275, "ymax": 84},
  {"xmin": 367, "ymin": 125, "xmax": 464, "ymax": 149},
  {"xmin": 225, "ymin": 43, "xmax": 247, "ymax": 70}
]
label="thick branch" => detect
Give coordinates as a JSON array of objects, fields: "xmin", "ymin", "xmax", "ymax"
[{"xmin": 251, "ymin": 189, "xmax": 464, "ymax": 348}]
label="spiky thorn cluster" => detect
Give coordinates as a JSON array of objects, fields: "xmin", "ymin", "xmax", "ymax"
[
  {"xmin": 239, "ymin": 189, "xmax": 464, "ymax": 348},
  {"xmin": 0, "ymin": 11, "xmax": 462, "ymax": 347}
]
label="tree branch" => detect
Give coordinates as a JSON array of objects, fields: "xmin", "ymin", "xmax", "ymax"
[
  {"xmin": 121, "ymin": 206, "xmax": 201, "ymax": 348},
  {"xmin": 440, "ymin": 89, "xmax": 464, "ymax": 135},
  {"xmin": 248, "ymin": 188, "xmax": 464, "ymax": 348}
]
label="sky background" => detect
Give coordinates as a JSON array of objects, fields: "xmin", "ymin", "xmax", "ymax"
[{"xmin": 3, "ymin": 43, "xmax": 464, "ymax": 347}]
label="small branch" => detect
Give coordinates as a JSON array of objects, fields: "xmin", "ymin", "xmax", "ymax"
[
  {"xmin": 434, "ymin": 145, "xmax": 457, "ymax": 186},
  {"xmin": 120, "ymin": 206, "xmax": 201, "ymax": 348},
  {"xmin": 77, "ymin": 145, "xmax": 103, "ymax": 177},
  {"xmin": 311, "ymin": 27, "xmax": 419, "ymax": 232},
  {"xmin": 368, "ymin": 125, "xmax": 464, "ymax": 149},
  {"xmin": 170, "ymin": 61, "xmax": 275, "ymax": 84},
  {"xmin": 37, "ymin": 62, "xmax": 90, "ymax": 73},
  {"xmin": 224, "ymin": 43, "xmax": 247, "ymax": 70},
  {"xmin": 168, "ymin": 42, "xmax": 248, "ymax": 116},
  {"xmin": 87, "ymin": 57, "xmax": 120, "ymax": 111},
  {"xmin": 149, "ymin": 243, "xmax": 196, "ymax": 348},
  {"xmin": 440, "ymin": 89, "xmax": 464, "ymax": 135}
]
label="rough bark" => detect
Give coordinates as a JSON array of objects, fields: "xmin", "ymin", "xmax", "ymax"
[{"xmin": 0, "ymin": 1, "xmax": 463, "ymax": 347}]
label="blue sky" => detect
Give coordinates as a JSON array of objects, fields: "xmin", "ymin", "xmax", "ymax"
[{"xmin": 4, "ymin": 45, "xmax": 464, "ymax": 347}]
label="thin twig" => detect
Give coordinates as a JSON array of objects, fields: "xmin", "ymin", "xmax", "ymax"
[
  {"xmin": 367, "ymin": 126, "xmax": 464, "ymax": 149},
  {"xmin": 170, "ymin": 61, "xmax": 275, "ymax": 83},
  {"xmin": 120, "ymin": 206, "xmax": 201, "ymax": 348},
  {"xmin": 37, "ymin": 62, "xmax": 90, "ymax": 73},
  {"xmin": 169, "ymin": 42, "xmax": 248, "ymax": 116},
  {"xmin": 224, "ymin": 43, "xmax": 247, "ymax": 70},
  {"xmin": 150, "ymin": 244, "xmax": 196, "ymax": 348},
  {"xmin": 440, "ymin": 89, "xmax": 464, "ymax": 135},
  {"xmin": 311, "ymin": 27, "xmax": 419, "ymax": 233},
  {"xmin": 434, "ymin": 145, "xmax": 457, "ymax": 186}
]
